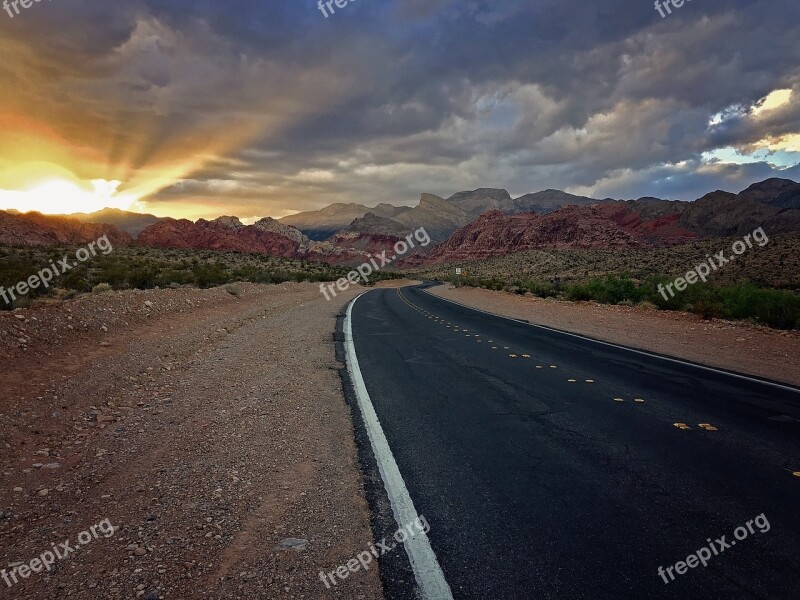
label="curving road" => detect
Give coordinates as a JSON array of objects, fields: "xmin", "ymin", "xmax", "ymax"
[{"xmin": 346, "ymin": 283, "xmax": 800, "ymax": 599}]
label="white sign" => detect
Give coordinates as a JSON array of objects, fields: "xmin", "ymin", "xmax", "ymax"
[{"xmin": 455, "ymin": 268, "xmax": 462, "ymax": 275}]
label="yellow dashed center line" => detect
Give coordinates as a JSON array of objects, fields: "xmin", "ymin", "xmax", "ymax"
[{"xmin": 397, "ymin": 291, "xmax": 610, "ymax": 395}]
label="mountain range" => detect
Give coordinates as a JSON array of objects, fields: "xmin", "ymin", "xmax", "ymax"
[
  {"xmin": 1, "ymin": 178, "xmax": 799, "ymax": 266},
  {"xmin": 279, "ymin": 188, "xmax": 601, "ymax": 242}
]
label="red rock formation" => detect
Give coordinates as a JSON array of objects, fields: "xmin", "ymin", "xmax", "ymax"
[
  {"xmin": 305, "ymin": 232, "xmax": 404, "ymax": 265},
  {"xmin": 593, "ymin": 202, "xmax": 699, "ymax": 246},
  {"xmin": 0, "ymin": 211, "xmax": 132, "ymax": 247},
  {"xmin": 136, "ymin": 218, "xmax": 300, "ymax": 258},
  {"xmin": 426, "ymin": 206, "xmax": 643, "ymax": 263}
]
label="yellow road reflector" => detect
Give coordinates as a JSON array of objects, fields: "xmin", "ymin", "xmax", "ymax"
[
  {"xmin": 522, "ymin": 354, "xmax": 531, "ymax": 358},
  {"xmin": 699, "ymin": 423, "xmax": 718, "ymax": 431},
  {"xmin": 793, "ymin": 471, "xmax": 800, "ymax": 477},
  {"xmin": 673, "ymin": 423, "xmax": 691, "ymax": 430},
  {"xmin": 510, "ymin": 354, "xmax": 518, "ymax": 358}
]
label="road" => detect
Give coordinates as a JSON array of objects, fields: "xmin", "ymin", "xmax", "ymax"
[{"xmin": 346, "ymin": 283, "xmax": 800, "ymax": 599}]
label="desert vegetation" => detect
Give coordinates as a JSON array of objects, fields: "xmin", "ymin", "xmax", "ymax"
[
  {"xmin": 0, "ymin": 245, "xmax": 403, "ymax": 310},
  {"xmin": 413, "ymin": 235, "xmax": 800, "ymax": 330}
]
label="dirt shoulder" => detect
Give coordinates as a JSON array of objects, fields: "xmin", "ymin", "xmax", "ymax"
[
  {"xmin": 372, "ymin": 279, "xmax": 422, "ymax": 289},
  {"xmin": 428, "ymin": 284, "xmax": 800, "ymax": 387},
  {"xmin": 0, "ymin": 283, "xmax": 382, "ymax": 599}
]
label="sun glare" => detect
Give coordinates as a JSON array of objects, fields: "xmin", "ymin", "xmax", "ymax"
[{"xmin": 0, "ymin": 179, "xmax": 137, "ymax": 215}]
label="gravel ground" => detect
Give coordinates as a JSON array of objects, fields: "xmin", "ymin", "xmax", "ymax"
[
  {"xmin": 0, "ymin": 282, "xmax": 384, "ymax": 599},
  {"xmin": 428, "ymin": 284, "xmax": 800, "ymax": 387}
]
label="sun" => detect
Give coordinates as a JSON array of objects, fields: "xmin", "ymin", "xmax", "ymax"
[{"xmin": 0, "ymin": 179, "xmax": 137, "ymax": 215}]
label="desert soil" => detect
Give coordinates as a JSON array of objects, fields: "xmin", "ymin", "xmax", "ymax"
[
  {"xmin": 0, "ymin": 282, "xmax": 384, "ymax": 599},
  {"xmin": 428, "ymin": 285, "xmax": 800, "ymax": 387}
]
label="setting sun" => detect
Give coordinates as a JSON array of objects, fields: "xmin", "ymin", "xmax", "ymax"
[{"xmin": 0, "ymin": 179, "xmax": 136, "ymax": 215}]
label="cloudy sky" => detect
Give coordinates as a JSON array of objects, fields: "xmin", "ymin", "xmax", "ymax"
[{"xmin": 0, "ymin": 0, "xmax": 798, "ymax": 220}]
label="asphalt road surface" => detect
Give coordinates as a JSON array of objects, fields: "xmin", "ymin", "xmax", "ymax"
[{"xmin": 347, "ymin": 283, "xmax": 800, "ymax": 600}]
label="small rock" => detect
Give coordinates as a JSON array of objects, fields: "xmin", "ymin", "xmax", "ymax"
[
  {"xmin": 38, "ymin": 488, "xmax": 49, "ymax": 496},
  {"xmin": 276, "ymin": 538, "xmax": 307, "ymax": 551},
  {"xmin": 134, "ymin": 547, "xmax": 147, "ymax": 556}
]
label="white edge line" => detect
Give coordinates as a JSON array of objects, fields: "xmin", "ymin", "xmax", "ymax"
[
  {"xmin": 344, "ymin": 292, "xmax": 454, "ymax": 600},
  {"xmin": 422, "ymin": 287, "xmax": 800, "ymax": 395}
]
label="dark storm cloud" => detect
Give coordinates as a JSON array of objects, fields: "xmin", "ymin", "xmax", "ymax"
[{"xmin": 1, "ymin": 0, "xmax": 798, "ymax": 216}]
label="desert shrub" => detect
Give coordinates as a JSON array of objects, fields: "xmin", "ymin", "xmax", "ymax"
[
  {"xmin": 565, "ymin": 284, "xmax": 593, "ymax": 302},
  {"xmin": 564, "ymin": 276, "xmax": 643, "ymax": 304},
  {"xmin": 720, "ymin": 284, "xmax": 800, "ymax": 329},
  {"xmin": 192, "ymin": 263, "xmax": 230, "ymax": 288},
  {"xmin": 92, "ymin": 283, "xmax": 113, "ymax": 294},
  {"xmin": 519, "ymin": 279, "xmax": 557, "ymax": 298},
  {"xmin": 225, "ymin": 284, "xmax": 243, "ymax": 297}
]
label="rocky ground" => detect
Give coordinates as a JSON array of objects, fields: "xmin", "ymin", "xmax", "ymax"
[
  {"xmin": 428, "ymin": 285, "xmax": 800, "ymax": 387},
  {"xmin": 0, "ymin": 282, "xmax": 384, "ymax": 599}
]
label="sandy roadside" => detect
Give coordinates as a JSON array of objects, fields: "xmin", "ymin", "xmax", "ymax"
[
  {"xmin": 0, "ymin": 282, "xmax": 383, "ymax": 599},
  {"xmin": 372, "ymin": 279, "xmax": 422, "ymax": 289},
  {"xmin": 428, "ymin": 284, "xmax": 800, "ymax": 387}
]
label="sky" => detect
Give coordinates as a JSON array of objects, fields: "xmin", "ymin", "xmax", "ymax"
[{"xmin": 0, "ymin": 0, "xmax": 798, "ymax": 220}]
